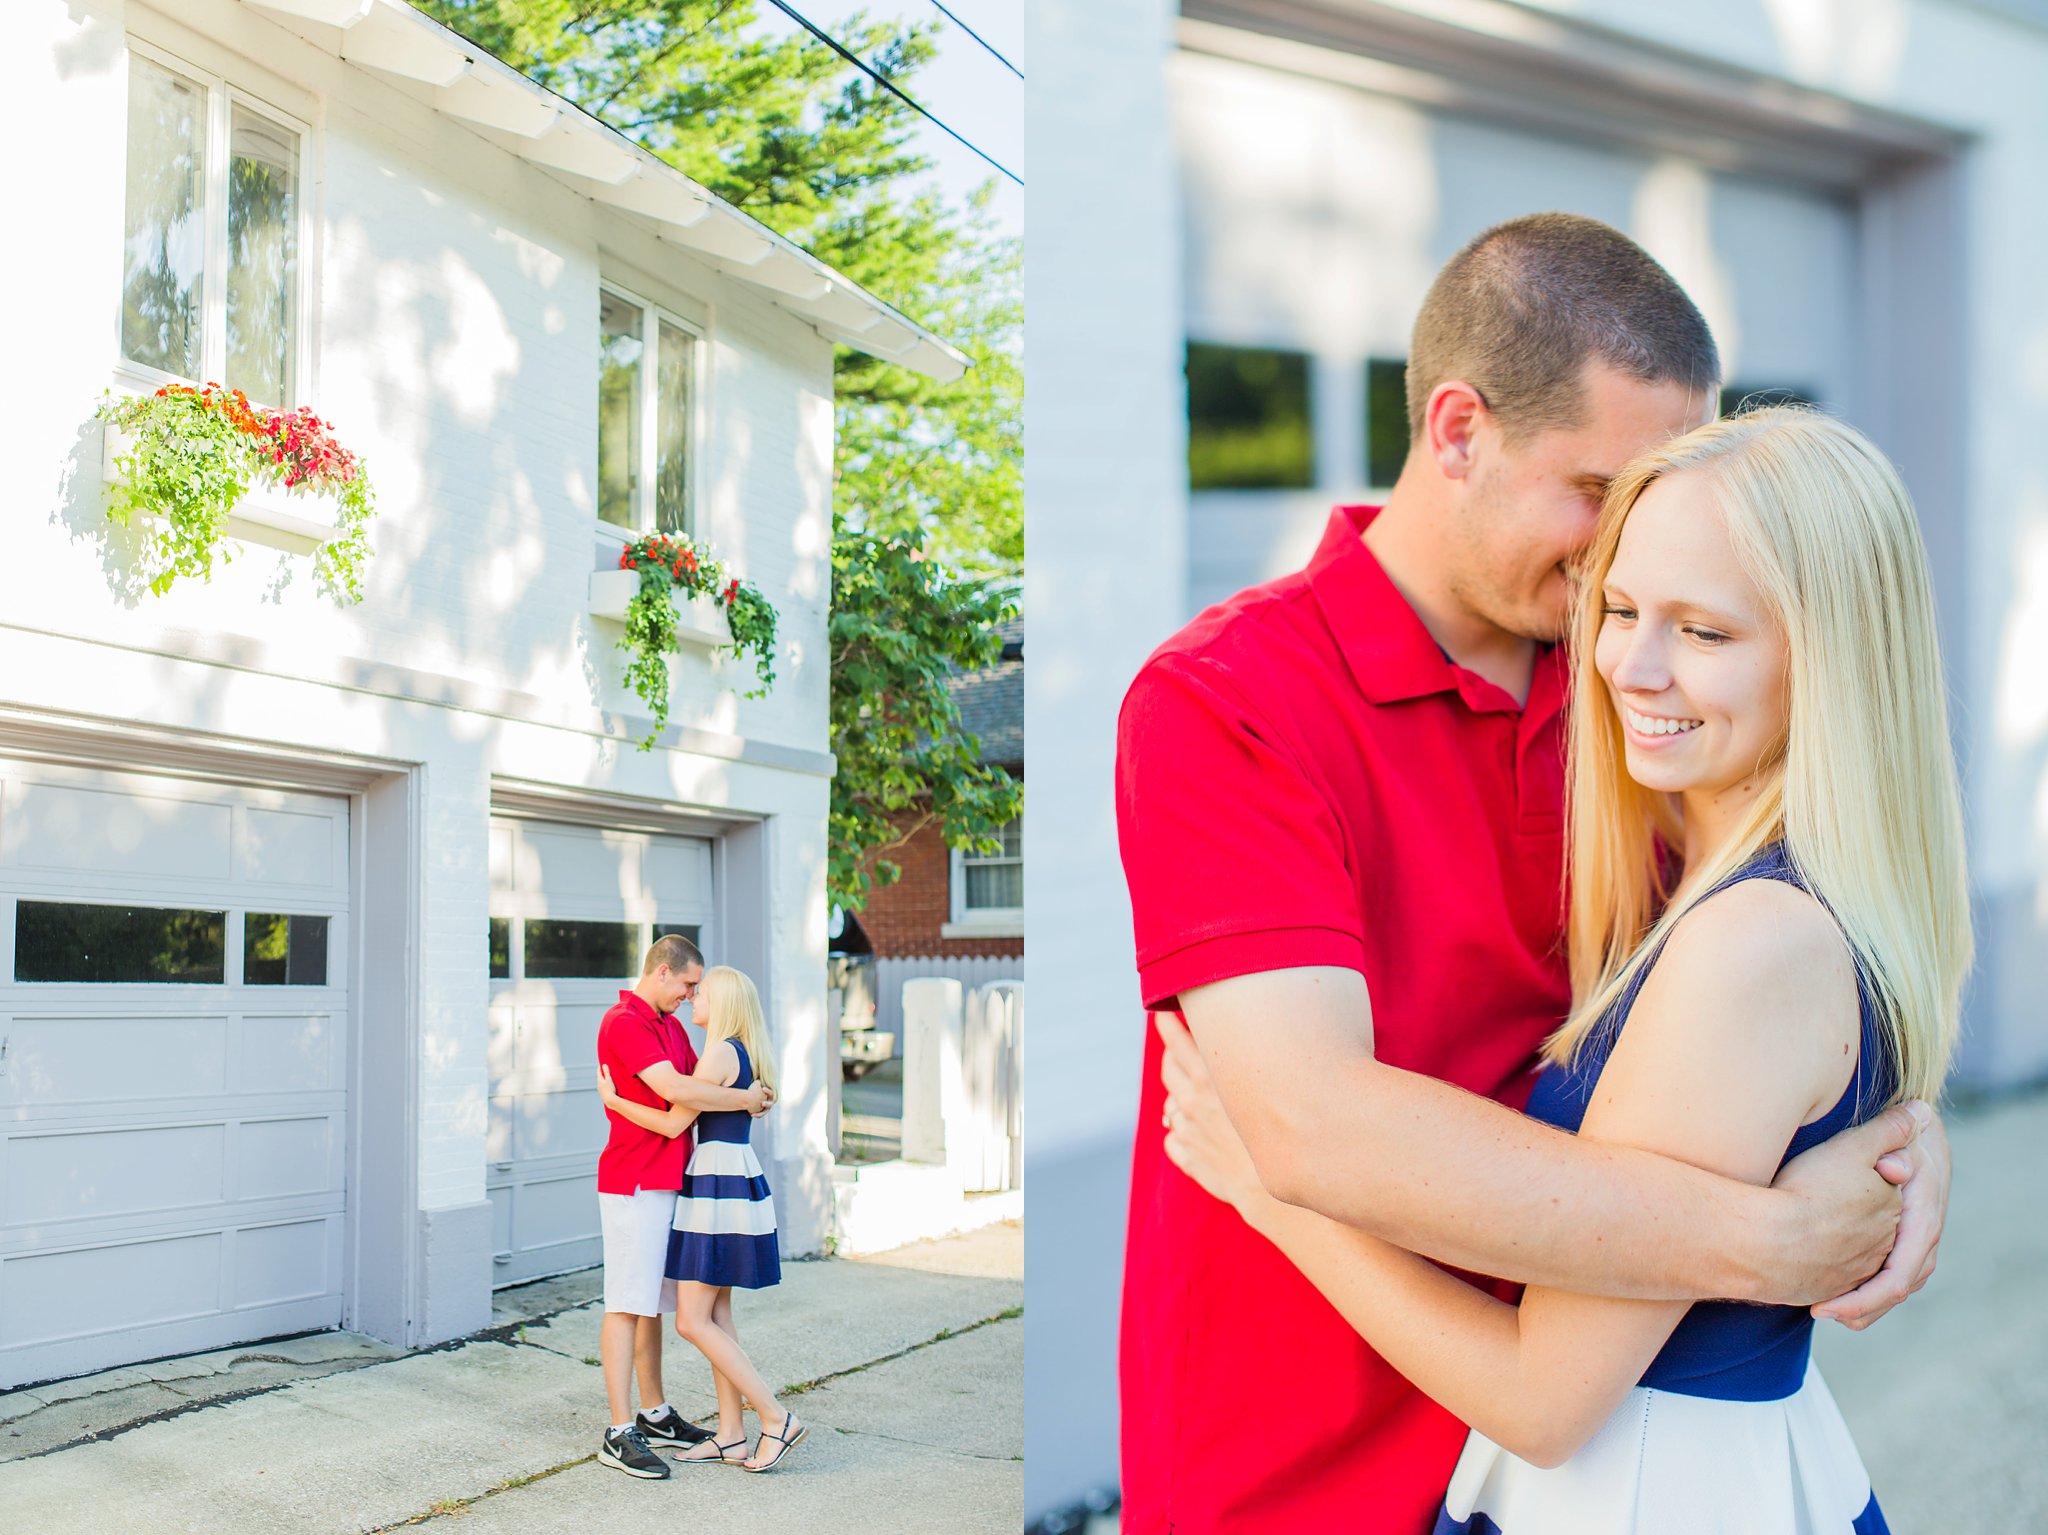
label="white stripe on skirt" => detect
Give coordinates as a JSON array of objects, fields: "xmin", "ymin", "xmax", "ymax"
[{"xmin": 1441, "ymin": 1355, "xmax": 1879, "ymax": 1534}]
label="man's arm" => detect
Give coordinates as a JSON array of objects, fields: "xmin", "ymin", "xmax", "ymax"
[
  {"xmin": 1180, "ymin": 966, "xmax": 1920, "ymax": 1306},
  {"xmin": 638, "ymin": 1058, "xmax": 770, "ymax": 1118}
]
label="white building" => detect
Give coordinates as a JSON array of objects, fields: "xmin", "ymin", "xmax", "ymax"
[
  {"xmin": 0, "ymin": 0, "xmax": 962, "ymax": 1392},
  {"xmin": 1026, "ymin": 0, "xmax": 2048, "ymax": 1521}
]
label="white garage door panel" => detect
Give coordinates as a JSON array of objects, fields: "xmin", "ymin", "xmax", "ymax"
[
  {"xmin": 487, "ymin": 814, "xmax": 716, "ymax": 1286},
  {"xmin": 239, "ymin": 1117, "xmax": 340, "ymax": 1201},
  {"xmin": 0, "ymin": 1015, "xmax": 231, "ymax": 1104},
  {"xmin": 3, "ymin": 1231, "xmax": 223, "ymax": 1347},
  {"xmin": 6, "ymin": 1125, "xmax": 226, "ymax": 1225},
  {"xmin": 513, "ymin": 1173, "xmax": 600, "ymax": 1253},
  {"xmin": 241, "ymin": 1014, "xmax": 343, "ymax": 1094},
  {"xmin": 235, "ymin": 1218, "xmax": 335, "ymax": 1308},
  {"xmin": 512, "ymin": 1088, "xmax": 608, "ymax": 1163},
  {"xmin": 0, "ymin": 756, "xmax": 351, "ymax": 1389},
  {"xmin": 2, "ymin": 783, "xmax": 234, "ymax": 882}
]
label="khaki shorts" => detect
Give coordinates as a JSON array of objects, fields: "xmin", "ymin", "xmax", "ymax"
[{"xmin": 598, "ymin": 1188, "xmax": 679, "ymax": 1316}]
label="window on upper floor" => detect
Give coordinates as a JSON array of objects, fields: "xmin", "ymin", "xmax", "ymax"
[
  {"xmin": 120, "ymin": 44, "xmax": 306, "ymax": 407},
  {"xmin": 945, "ymin": 815, "xmax": 1023, "ymax": 938},
  {"xmin": 1185, "ymin": 342, "xmax": 1315, "ymax": 491},
  {"xmin": 598, "ymin": 283, "xmax": 697, "ymax": 535}
]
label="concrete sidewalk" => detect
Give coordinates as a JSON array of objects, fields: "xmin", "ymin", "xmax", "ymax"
[{"xmin": 0, "ymin": 1223, "xmax": 1022, "ymax": 1534}]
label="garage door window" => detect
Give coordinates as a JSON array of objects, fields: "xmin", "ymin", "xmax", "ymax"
[
  {"xmin": 243, "ymin": 913, "xmax": 329, "ymax": 985},
  {"xmin": 14, "ymin": 901, "xmax": 226, "ymax": 984},
  {"xmin": 524, "ymin": 919, "xmax": 641, "ymax": 979},
  {"xmin": 489, "ymin": 918, "xmax": 512, "ymax": 979}
]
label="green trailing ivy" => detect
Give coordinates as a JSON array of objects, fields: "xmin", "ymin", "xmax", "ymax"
[
  {"xmin": 615, "ymin": 531, "xmax": 779, "ymax": 748},
  {"xmin": 95, "ymin": 384, "xmax": 376, "ymax": 601}
]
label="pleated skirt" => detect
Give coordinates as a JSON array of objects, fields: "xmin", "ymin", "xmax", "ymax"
[
  {"xmin": 664, "ymin": 1137, "xmax": 781, "ymax": 1290},
  {"xmin": 1435, "ymin": 1357, "xmax": 1888, "ymax": 1534}
]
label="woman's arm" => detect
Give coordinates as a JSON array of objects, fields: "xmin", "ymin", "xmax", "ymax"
[
  {"xmin": 693, "ymin": 1038, "xmax": 739, "ymax": 1088},
  {"xmin": 598, "ymin": 1063, "xmax": 695, "ymax": 1138},
  {"xmin": 1163, "ymin": 880, "xmax": 1862, "ymax": 1467}
]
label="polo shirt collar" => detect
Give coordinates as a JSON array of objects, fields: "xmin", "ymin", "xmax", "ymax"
[
  {"xmin": 1309, "ymin": 505, "xmax": 1462, "ymax": 705},
  {"xmin": 1308, "ymin": 505, "xmax": 1565, "ymax": 719},
  {"xmin": 616, "ymin": 988, "xmax": 665, "ymax": 1022}
]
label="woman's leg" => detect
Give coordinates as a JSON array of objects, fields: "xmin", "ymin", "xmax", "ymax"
[
  {"xmin": 673, "ymin": 1280, "xmax": 788, "ymax": 1441},
  {"xmin": 709, "ymin": 1287, "xmax": 746, "ymax": 1425}
]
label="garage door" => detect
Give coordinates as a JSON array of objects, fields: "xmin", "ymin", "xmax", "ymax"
[
  {"xmin": 486, "ymin": 816, "xmax": 714, "ymax": 1286},
  {"xmin": 0, "ymin": 759, "xmax": 350, "ymax": 1389}
]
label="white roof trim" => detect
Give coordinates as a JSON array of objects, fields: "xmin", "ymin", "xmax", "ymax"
[{"xmin": 239, "ymin": 0, "xmax": 970, "ymax": 382}]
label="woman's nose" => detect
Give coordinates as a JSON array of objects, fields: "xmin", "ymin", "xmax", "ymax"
[{"xmin": 1610, "ymin": 630, "xmax": 1670, "ymax": 694}]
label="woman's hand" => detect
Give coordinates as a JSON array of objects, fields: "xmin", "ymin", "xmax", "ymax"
[
  {"xmin": 1155, "ymin": 1012, "xmax": 1273, "ymax": 1221},
  {"xmin": 597, "ymin": 1063, "xmax": 623, "ymax": 1109}
]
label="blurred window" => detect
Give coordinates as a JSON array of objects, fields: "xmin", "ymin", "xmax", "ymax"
[
  {"xmin": 1186, "ymin": 343, "xmax": 1314, "ymax": 490},
  {"xmin": 1366, "ymin": 357, "xmax": 1410, "ymax": 489}
]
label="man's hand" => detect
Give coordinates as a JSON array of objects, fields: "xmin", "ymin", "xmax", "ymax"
[
  {"xmin": 1811, "ymin": 1101, "xmax": 1948, "ymax": 1328},
  {"xmin": 746, "ymin": 1081, "xmax": 774, "ymax": 1117},
  {"xmin": 1763, "ymin": 1101, "xmax": 1923, "ymax": 1309}
]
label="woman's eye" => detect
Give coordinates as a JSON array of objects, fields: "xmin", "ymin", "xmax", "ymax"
[
  {"xmin": 1684, "ymin": 626, "xmax": 1728, "ymax": 645},
  {"xmin": 1600, "ymin": 605, "xmax": 1636, "ymax": 621}
]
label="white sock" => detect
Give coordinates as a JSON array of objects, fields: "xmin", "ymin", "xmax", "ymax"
[
  {"xmin": 644, "ymin": 1402, "xmax": 672, "ymax": 1419},
  {"xmin": 611, "ymin": 1421, "xmax": 634, "ymax": 1434}
]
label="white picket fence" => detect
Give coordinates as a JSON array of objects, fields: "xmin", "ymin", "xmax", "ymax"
[
  {"xmin": 901, "ymin": 978, "xmax": 1024, "ymax": 1193},
  {"xmin": 875, "ymin": 954, "xmax": 1025, "ymax": 1047}
]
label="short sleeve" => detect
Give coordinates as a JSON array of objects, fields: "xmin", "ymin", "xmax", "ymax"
[
  {"xmin": 602, "ymin": 1013, "xmax": 668, "ymax": 1081},
  {"xmin": 1116, "ymin": 655, "xmax": 1366, "ymax": 1010}
]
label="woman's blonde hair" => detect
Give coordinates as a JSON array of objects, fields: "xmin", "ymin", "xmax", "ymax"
[
  {"xmin": 697, "ymin": 966, "xmax": 776, "ymax": 1096},
  {"xmin": 1545, "ymin": 405, "xmax": 1971, "ymax": 1106}
]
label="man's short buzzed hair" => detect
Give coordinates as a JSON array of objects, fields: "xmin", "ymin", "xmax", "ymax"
[
  {"xmin": 643, "ymin": 932, "xmax": 703, "ymax": 976},
  {"xmin": 1405, "ymin": 212, "xmax": 1719, "ymax": 444}
]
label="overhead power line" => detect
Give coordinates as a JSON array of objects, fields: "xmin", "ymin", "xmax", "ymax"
[
  {"xmin": 765, "ymin": 0, "xmax": 1023, "ymax": 186},
  {"xmin": 931, "ymin": 2, "xmax": 1022, "ymax": 80}
]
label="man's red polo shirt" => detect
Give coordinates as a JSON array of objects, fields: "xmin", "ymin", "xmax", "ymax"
[
  {"xmin": 596, "ymin": 990, "xmax": 698, "ymax": 1195},
  {"xmin": 1115, "ymin": 506, "xmax": 1573, "ymax": 1535}
]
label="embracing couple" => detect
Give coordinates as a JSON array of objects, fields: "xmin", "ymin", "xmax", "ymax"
[
  {"xmin": 590, "ymin": 932, "xmax": 806, "ymax": 1479},
  {"xmin": 1116, "ymin": 214, "xmax": 1967, "ymax": 1533}
]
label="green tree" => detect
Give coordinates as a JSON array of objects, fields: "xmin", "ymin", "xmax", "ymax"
[{"xmin": 417, "ymin": 0, "xmax": 1022, "ymax": 905}]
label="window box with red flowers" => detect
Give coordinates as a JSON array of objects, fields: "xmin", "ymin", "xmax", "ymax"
[
  {"xmin": 94, "ymin": 384, "xmax": 377, "ymax": 600},
  {"xmin": 592, "ymin": 532, "xmax": 780, "ymax": 748}
]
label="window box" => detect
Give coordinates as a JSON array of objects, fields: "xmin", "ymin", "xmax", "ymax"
[
  {"xmin": 101, "ymin": 418, "xmax": 343, "ymax": 554},
  {"xmin": 587, "ymin": 569, "xmax": 731, "ymax": 649}
]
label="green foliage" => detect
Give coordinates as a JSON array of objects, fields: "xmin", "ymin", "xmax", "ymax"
[
  {"xmin": 615, "ymin": 532, "xmax": 779, "ymax": 748},
  {"xmin": 830, "ymin": 530, "xmax": 1022, "ymax": 909},
  {"xmin": 95, "ymin": 387, "xmax": 375, "ymax": 601},
  {"xmin": 416, "ymin": 0, "xmax": 1021, "ymax": 902}
]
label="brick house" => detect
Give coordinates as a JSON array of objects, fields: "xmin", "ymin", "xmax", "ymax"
[{"xmin": 852, "ymin": 619, "xmax": 1023, "ymax": 969}]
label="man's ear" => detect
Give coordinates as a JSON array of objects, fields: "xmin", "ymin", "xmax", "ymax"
[{"xmin": 1423, "ymin": 380, "xmax": 1487, "ymax": 481}]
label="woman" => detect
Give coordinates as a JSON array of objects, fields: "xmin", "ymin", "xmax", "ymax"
[
  {"xmin": 1160, "ymin": 407, "xmax": 1971, "ymax": 1533},
  {"xmin": 598, "ymin": 965, "xmax": 804, "ymax": 1473}
]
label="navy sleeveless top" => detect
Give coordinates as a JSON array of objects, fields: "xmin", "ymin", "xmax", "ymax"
[
  {"xmin": 692, "ymin": 1040, "xmax": 757, "ymax": 1146},
  {"xmin": 1523, "ymin": 843, "xmax": 1895, "ymax": 1401}
]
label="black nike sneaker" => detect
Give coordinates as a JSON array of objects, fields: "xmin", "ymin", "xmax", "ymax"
[
  {"xmin": 637, "ymin": 1405, "xmax": 713, "ymax": 1447},
  {"xmin": 599, "ymin": 1425, "xmax": 671, "ymax": 1479}
]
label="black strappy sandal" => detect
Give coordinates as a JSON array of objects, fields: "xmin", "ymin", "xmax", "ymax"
[
  {"xmin": 744, "ymin": 1412, "xmax": 806, "ymax": 1473},
  {"xmin": 679, "ymin": 1436, "xmax": 749, "ymax": 1467}
]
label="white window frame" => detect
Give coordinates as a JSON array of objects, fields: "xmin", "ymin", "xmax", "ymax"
[
  {"xmin": 943, "ymin": 814, "xmax": 1023, "ymax": 940},
  {"xmin": 115, "ymin": 37, "xmax": 316, "ymax": 412},
  {"xmin": 594, "ymin": 277, "xmax": 704, "ymax": 542}
]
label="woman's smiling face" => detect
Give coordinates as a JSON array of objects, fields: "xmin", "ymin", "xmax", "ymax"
[{"xmin": 1594, "ymin": 469, "xmax": 1789, "ymax": 809}]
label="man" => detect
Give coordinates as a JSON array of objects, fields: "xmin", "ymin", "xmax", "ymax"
[
  {"xmin": 1115, "ymin": 213, "xmax": 1951, "ymax": 1533},
  {"xmin": 594, "ymin": 932, "xmax": 773, "ymax": 1479}
]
